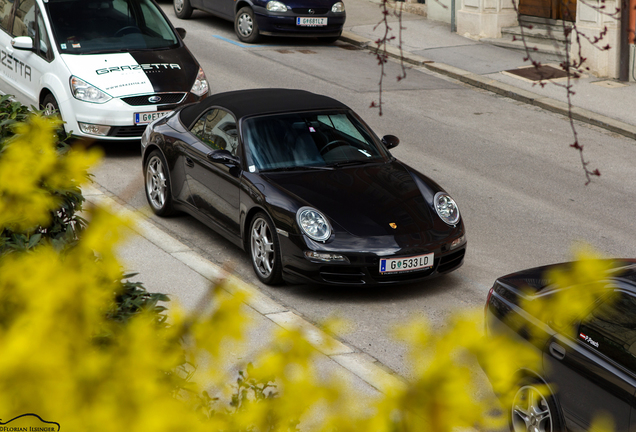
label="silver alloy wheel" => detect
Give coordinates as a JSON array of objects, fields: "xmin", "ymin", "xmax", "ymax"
[
  {"xmin": 174, "ymin": 0, "xmax": 184, "ymax": 12},
  {"xmin": 146, "ymin": 155, "xmax": 168, "ymax": 210},
  {"xmin": 511, "ymin": 385, "xmax": 553, "ymax": 432},
  {"xmin": 251, "ymin": 217, "xmax": 275, "ymax": 278},
  {"xmin": 237, "ymin": 12, "xmax": 254, "ymax": 37}
]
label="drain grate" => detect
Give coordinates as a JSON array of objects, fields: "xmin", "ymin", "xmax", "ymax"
[{"xmin": 504, "ymin": 65, "xmax": 572, "ymax": 81}]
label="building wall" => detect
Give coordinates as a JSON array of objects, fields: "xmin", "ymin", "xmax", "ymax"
[{"xmin": 570, "ymin": 0, "xmax": 620, "ymax": 78}]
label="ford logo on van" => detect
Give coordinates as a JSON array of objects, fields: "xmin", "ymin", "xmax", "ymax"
[{"xmin": 148, "ymin": 96, "xmax": 162, "ymax": 103}]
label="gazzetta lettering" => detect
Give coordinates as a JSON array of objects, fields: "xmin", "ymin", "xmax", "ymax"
[
  {"xmin": 1, "ymin": 50, "xmax": 31, "ymax": 81},
  {"xmin": 96, "ymin": 63, "xmax": 181, "ymax": 75}
]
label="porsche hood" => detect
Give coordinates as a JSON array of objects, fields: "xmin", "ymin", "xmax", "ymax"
[
  {"xmin": 263, "ymin": 162, "xmax": 457, "ymax": 238},
  {"xmin": 60, "ymin": 46, "xmax": 200, "ymax": 98}
]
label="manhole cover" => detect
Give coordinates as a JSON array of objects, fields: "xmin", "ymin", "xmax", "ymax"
[
  {"xmin": 504, "ymin": 65, "xmax": 571, "ymax": 81},
  {"xmin": 275, "ymin": 49, "xmax": 294, "ymax": 54},
  {"xmin": 298, "ymin": 49, "xmax": 317, "ymax": 54}
]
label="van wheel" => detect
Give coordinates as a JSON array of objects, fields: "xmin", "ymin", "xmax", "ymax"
[
  {"xmin": 42, "ymin": 94, "xmax": 59, "ymax": 116},
  {"xmin": 42, "ymin": 94, "xmax": 66, "ymax": 140},
  {"xmin": 235, "ymin": 7, "xmax": 260, "ymax": 43},
  {"xmin": 174, "ymin": 0, "xmax": 193, "ymax": 19}
]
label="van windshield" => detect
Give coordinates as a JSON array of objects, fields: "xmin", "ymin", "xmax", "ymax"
[{"xmin": 45, "ymin": 0, "xmax": 179, "ymax": 54}]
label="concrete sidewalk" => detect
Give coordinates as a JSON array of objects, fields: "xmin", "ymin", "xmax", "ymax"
[
  {"xmin": 341, "ymin": 0, "xmax": 636, "ymax": 140},
  {"xmin": 82, "ymin": 183, "xmax": 404, "ymax": 403}
]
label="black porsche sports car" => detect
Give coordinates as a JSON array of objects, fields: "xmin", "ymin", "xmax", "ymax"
[
  {"xmin": 141, "ymin": 89, "xmax": 466, "ymax": 286},
  {"xmin": 485, "ymin": 260, "xmax": 636, "ymax": 432}
]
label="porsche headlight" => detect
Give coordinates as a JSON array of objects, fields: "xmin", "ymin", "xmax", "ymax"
[
  {"xmin": 70, "ymin": 76, "xmax": 111, "ymax": 103},
  {"xmin": 434, "ymin": 192, "xmax": 460, "ymax": 226},
  {"xmin": 191, "ymin": 67, "xmax": 209, "ymax": 97},
  {"xmin": 331, "ymin": 2, "xmax": 345, "ymax": 12},
  {"xmin": 297, "ymin": 207, "xmax": 331, "ymax": 242},
  {"xmin": 267, "ymin": 1, "xmax": 287, "ymax": 11}
]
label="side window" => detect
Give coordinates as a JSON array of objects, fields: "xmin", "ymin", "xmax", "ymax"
[
  {"xmin": 12, "ymin": 1, "xmax": 51, "ymax": 61},
  {"xmin": 190, "ymin": 109, "xmax": 238, "ymax": 155},
  {"xmin": 578, "ymin": 292, "xmax": 636, "ymax": 371},
  {"xmin": 0, "ymin": 0, "xmax": 15, "ymax": 33},
  {"xmin": 13, "ymin": 0, "xmax": 35, "ymax": 37},
  {"xmin": 35, "ymin": 11, "xmax": 51, "ymax": 61}
]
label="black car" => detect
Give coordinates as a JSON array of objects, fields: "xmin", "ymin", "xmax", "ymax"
[
  {"xmin": 173, "ymin": 0, "xmax": 345, "ymax": 43},
  {"xmin": 485, "ymin": 260, "xmax": 636, "ymax": 432},
  {"xmin": 141, "ymin": 88, "xmax": 466, "ymax": 286}
]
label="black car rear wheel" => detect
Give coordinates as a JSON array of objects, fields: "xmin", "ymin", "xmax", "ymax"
[
  {"xmin": 510, "ymin": 380, "xmax": 564, "ymax": 432},
  {"xmin": 235, "ymin": 7, "xmax": 260, "ymax": 43},
  {"xmin": 249, "ymin": 212, "xmax": 282, "ymax": 285},
  {"xmin": 174, "ymin": 0, "xmax": 193, "ymax": 19},
  {"xmin": 144, "ymin": 150, "xmax": 175, "ymax": 216}
]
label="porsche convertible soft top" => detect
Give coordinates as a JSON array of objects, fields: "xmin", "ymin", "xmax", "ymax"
[{"xmin": 179, "ymin": 89, "xmax": 349, "ymax": 128}]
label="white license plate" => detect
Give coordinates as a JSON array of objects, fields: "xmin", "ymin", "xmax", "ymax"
[
  {"xmin": 296, "ymin": 17, "xmax": 327, "ymax": 26},
  {"xmin": 134, "ymin": 111, "xmax": 169, "ymax": 125},
  {"xmin": 379, "ymin": 253, "xmax": 434, "ymax": 274}
]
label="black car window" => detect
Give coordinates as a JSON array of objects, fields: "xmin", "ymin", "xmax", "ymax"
[
  {"xmin": 242, "ymin": 110, "xmax": 390, "ymax": 171},
  {"xmin": 578, "ymin": 291, "xmax": 636, "ymax": 372},
  {"xmin": 191, "ymin": 109, "xmax": 238, "ymax": 155}
]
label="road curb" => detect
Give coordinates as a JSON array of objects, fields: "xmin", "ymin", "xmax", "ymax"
[
  {"xmin": 82, "ymin": 184, "xmax": 406, "ymax": 395},
  {"xmin": 340, "ymin": 31, "xmax": 636, "ymax": 140}
]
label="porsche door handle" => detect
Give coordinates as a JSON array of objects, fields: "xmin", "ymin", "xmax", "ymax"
[
  {"xmin": 549, "ymin": 342, "xmax": 566, "ymax": 360},
  {"xmin": 185, "ymin": 157, "xmax": 194, "ymax": 168}
]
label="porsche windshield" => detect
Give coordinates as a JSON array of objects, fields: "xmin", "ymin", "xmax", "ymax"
[
  {"xmin": 243, "ymin": 111, "xmax": 391, "ymax": 172},
  {"xmin": 45, "ymin": 0, "xmax": 179, "ymax": 53}
]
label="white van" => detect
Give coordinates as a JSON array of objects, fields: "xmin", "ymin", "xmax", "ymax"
[{"xmin": 0, "ymin": 0, "xmax": 209, "ymax": 140}]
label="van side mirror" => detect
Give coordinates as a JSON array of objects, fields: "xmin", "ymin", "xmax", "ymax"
[
  {"xmin": 11, "ymin": 36, "xmax": 33, "ymax": 51},
  {"xmin": 381, "ymin": 135, "xmax": 399, "ymax": 149},
  {"xmin": 176, "ymin": 28, "xmax": 187, "ymax": 40}
]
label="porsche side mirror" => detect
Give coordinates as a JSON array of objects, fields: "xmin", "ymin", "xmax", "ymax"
[
  {"xmin": 176, "ymin": 28, "xmax": 187, "ymax": 40},
  {"xmin": 208, "ymin": 150, "xmax": 240, "ymax": 166},
  {"xmin": 382, "ymin": 135, "xmax": 399, "ymax": 149},
  {"xmin": 11, "ymin": 36, "xmax": 33, "ymax": 51}
]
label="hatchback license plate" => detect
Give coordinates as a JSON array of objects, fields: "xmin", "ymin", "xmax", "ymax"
[
  {"xmin": 134, "ymin": 111, "xmax": 169, "ymax": 125},
  {"xmin": 379, "ymin": 253, "xmax": 434, "ymax": 274},
  {"xmin": 296, "ymin": 17, "xmax": 327, "ymax": 26}
]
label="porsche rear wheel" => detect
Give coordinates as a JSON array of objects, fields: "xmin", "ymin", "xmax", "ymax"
[
  {"xmin": 510, "ymin": 379, "xmax": 564, "ymax": 432},
  {"xmin": 249, "ymin": 212, "xmax": 282, "ymax": 285},
  {"xmin": 144, "ymin": 150, "xmax": 175, "ymax": 216}
]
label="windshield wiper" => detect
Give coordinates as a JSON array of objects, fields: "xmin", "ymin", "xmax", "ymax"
[
  {"xmin": 327, "ymin": 160, "xmax": 377, "ymax": 168},
  {"xmin": 262, "ymin": 165, "xmax": 334, "ymax": 173}
]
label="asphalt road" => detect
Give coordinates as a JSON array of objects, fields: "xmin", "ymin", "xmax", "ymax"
[{"xmin": 91, "ymin": 0, "xmax": 636, "ymax": 379}]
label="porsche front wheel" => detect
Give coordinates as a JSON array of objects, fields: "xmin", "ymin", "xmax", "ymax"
[
  {"xmin": 144, "ymin": 150, "xmax": 175, "ymax": 216},
  {"xmin": 249, "ymin": 212, "xmax": 282, "ymax": 285}
]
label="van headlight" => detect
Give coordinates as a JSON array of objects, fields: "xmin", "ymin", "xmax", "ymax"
[
  {"xmin": 191, "ymin": 67, "xmax": 209, "ymax": 97},
  {"xmin": 70, "ymin": 76, "xmax": 112, "ymax": 103}
]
